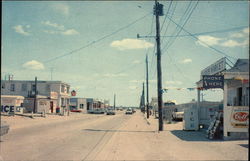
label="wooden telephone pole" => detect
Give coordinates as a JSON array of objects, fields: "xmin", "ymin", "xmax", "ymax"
[
  {"xmin": 154, "ymin": 0, "xmax": 164, "ymax": 131},
  {"xmin": 146, "ymin": 55, "xmax": 150, "ymax": 119}
]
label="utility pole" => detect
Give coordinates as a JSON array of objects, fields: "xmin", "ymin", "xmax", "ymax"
[
  {"xmin": 142, "ymin": 82, "xmax": 145, "ymax": 113},
  {"xmin": 146, "ymin": 54, "xmax": 150, "ymax": 119},
  {"xmin": 113, "ymin": 94, "xmax": 116, "ymax": 110},
  {"xmin": 154, "ymin": 0, "xmax": 164, "ymax": 131},
  {"xmin": 33, "ymin": 77, "xmax": 38, "ymax": 113}
]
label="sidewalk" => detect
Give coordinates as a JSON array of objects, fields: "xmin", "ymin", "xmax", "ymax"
[{"xmin": 94, "ymin": 112, "xmax": 248, "ymax": 160}]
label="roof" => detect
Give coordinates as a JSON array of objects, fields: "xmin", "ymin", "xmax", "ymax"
[
  {"xmin": 1, "ymin": 95, "xmax": 24, "ymax": 99},
  {"xmin": 1, "ymin": 80, "xmax": 70, "ymax": 86},
  {"xmin": 226, "ymin": 59, "xmax": 249, "ymax": 73}
]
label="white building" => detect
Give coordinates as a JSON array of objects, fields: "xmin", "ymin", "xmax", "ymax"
[
  {"xmin": 222, "ymin": 59, "xmax": 249, "ymax": 139},
  {"xmin": 69, "ymin": 97, "xmax": 87, "ymax": 113},
  {"xmin": 1, "ymin": 80, "xmax": 70, "ymax": 113}
]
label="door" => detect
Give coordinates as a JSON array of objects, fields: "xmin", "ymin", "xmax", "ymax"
[{"xmin": 50, "ymin": 101, "xmax": 54, "ymax": 113}]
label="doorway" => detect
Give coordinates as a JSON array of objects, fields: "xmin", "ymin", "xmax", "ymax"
[{"xmin": 50, "ymin": 101, "xmax": 54, "ymax": 113}]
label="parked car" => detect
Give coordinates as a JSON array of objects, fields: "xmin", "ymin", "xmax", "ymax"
[
  {"xmin": 132, "ymin": 108, "xmax": 136, "ymax": 113},
  {"xmin": 92, "ymin": 108, "xmax": 105, "ymax": 114},
  {"xmin": 125, "ymin": 108, "xmax": 133, "ymax": 115},
  {"xmin": 106, "ymin": 109, "xmax": 116, "ymax": 115},
  {"xmin": 1, "ymin": 121, "xmax": 10, "ymax": 136}
]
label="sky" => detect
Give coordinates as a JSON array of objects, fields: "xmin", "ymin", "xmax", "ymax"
[{"xmin": 1, "ymin": 1, "xmax": 249, "ymax": 106}]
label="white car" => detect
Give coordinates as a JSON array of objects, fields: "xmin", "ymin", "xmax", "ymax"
[{"xmin": 125, "ymin": 108, "xmax": 133, "ymax": 115}]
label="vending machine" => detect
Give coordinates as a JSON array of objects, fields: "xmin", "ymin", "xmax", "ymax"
[{"xmin": 183, "ymin": 106, "xmax": 199, "ymax": 130}]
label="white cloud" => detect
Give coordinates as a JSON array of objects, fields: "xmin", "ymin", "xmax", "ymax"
[
  {"xmin": 110, "ymin": 39, "xmax": 154, "ymax": 50},
  {"xmin": 230, "ymin": 27, "xmax": 249, "ymax": 38},
  {"xmin": 230, "ymin": 32, "xmax": 245, "ymax": 38},
  {"xmin": 130, "ymin": 80, "xmax": 141, "ymax": 83},
  {"xmin": 42, "ymin": 21, "xmax": 79, "ymax": 36},
  {"xmin": 103, "ymin": 73, "xmax": 127, "ymax": 77},
  {"xmin": 196, "ymin": 35, "xmax": 222, "ymax": 47},
  {"xmin": 22, "ymin": 60, "xmax": 45, "ymax": 70},
  {"xmin": 165, "ymin": 81, "xmax": 183, "ymax": 85},
  {"xmin": 52, "ymin": 4, "xmax": 69, "ymax": 16},
  {"xmin": 42, "ymin": 21, "xmax": 65, "ymax": 30},
  {"xmin": 129, "ymin": 86, "xmax": 138, "ymax": 90},
  {"xmin": 132, "ymin": 60, "xmax": 141, "ymax": 64},
  {"xmin": 129, "ymin": 79, "xmax": 156, "ymax": 83},
  {"xmin": 180, "ymin": 58, "xmax": 192, "ymax": 64},
  {"xmin": 243, "ymin": 27, "xmax": 249, "ymax": 34},
  {"xmin": 221, "ymin": 39, "xmax": 248, "ymax": 47},
  {"xmin": 13, "ymin": 25, "xmax": 30, "ymax": 36},
  {"xmin": 61, "ymin": 29, "xmax": 79, "ymax": 35}
]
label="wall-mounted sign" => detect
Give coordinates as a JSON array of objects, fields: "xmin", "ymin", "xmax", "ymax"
[
  {"xmin": 230, "ymin": 107, "xmax": 249, "ymax": 128},
  {"xmin": 71, "ymin": 90, "xmax": 76, "ymax": 96},
  {"xmin": 201, "ymin": 57, "xmax": 226, "ymax": 78},
  {"xmin": 203, "ymin": 75, "xmax": 224, "ymax": 89},
  {"xmin": 50, "ymin": 92, "xmax": 58, "ymax": 99},
  {"xmin": 1, "ymin": 105, "xmax": 22, "ymax": 113}
]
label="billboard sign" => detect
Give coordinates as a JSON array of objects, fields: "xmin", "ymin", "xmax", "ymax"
[
  {"xmin": 203, "ymin": 75, "xmax": 224, "ymax": 89},
  {"xmin": 201, "ymin": 57, "xmax": 226, "ymax": 78}
]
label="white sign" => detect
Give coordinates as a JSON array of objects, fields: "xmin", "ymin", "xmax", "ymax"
[
  {"xmin": 201, "ymin": 57, "xmax": 226, "ymax": 77},
  {"xmin": 224, "ymin": 106, "xmax": 249, "ymax": 134}
]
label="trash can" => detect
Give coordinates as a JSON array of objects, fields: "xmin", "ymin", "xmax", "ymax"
[{"xmin": 56, "ymin": 107, "xmax": 60, "ymax": 113}]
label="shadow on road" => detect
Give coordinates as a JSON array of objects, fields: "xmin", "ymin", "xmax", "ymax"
[
  {"xmin": 83, "ymin": 129, "xmax": 156, "ymax": 133},
  {"xmin": 239, "ymin": 144, "xmax": 248, "ymax": 148},
  {"xmin": 170, "ymin": 130, "xmax": 223, "ymax": 142}
]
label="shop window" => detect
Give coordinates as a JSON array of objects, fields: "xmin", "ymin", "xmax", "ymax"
[
  {"xmin": 22, "ymin": 84, "xmax": 27, "ymax": 91},
  {"xmin": 10, "ymin": 84, "xmax": 15, "ymax": 91},
  {"xmin": 80, "ymin": 104, "xmax": 84, "ymax": 109},
  {"xmin": 245, "ymin": 87, "xmax": 249, "ymax": 106},
  {"xmin": 46, "ymin": 84, "xmax": 51, "ymax": 91},
  {"xmin": 2, "ymin": 83, "xmax": 5, "ymax": 89},
  {"xmin": 32, "ymin": 84, "xmax": 36, "ymax": 92},
  {"xmin": 237, "ymin": 87, "xmax": 243, "ymax": 106},
  {"xmin": 67, "ymin": 87, "xmax": 70, "ymax": 94},
  {"xmin": 61, "ymin": 85, "xmax": 65, "ymax": 93}
]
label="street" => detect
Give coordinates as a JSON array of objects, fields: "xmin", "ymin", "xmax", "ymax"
[
  {"xmin": 0, "ymin": 112, "xmax": 129, "ymax": 160},
  {"xmin": 0, "ymin": 111, "xmax": 248, "ymax": 160}
]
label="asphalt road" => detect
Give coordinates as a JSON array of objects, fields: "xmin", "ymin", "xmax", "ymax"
[{"xmin": 0, "ymin": 112, "xmax": 130, "ymax": 160}]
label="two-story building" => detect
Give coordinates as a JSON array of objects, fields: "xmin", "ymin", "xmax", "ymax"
[{"xmin": 1, "ymin": 80, "xmax": 70, "ymax": 113}]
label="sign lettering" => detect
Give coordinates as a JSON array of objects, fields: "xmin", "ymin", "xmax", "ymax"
[{"xmin": 203, "ymin": 75, "xmax": 224, "ymax": 89}]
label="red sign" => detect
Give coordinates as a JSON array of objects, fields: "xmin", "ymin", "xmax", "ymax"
[
  {"xmin": 233, "ymin": 112, "xmax": 248, "ymax": 122},
  {"xmin": 71, "ymin": 90, "xmax": 76, "ymax": 96}
]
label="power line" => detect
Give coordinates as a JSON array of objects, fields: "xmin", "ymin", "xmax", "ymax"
[
  {"xmin": 158, "ymin": 26, "xmax": 248, "ymax": 38},
  {"xmin": 161, "ymin": 1, "xmax": 177, "ymax": 42},
  {"xmin": 165, "ymin": 14, "xmax": 237, "ymax": 60},
  {"xmin": 163, "ymin": 1, "xmax": 199, "ymax": 52},
  {"xmin": 162, "ymin": 1, "xmax": 192, "ymax": 46},
  {"xmin": 160, "ymin": 0, "xmax": 173, "ymax": 32},
  {"xmin": 43, "ymin": 12, "xmax": 151, "ymax": 64}
]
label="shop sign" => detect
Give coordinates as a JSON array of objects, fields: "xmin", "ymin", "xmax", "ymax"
[
  {"xmin": 203, "ymin": 75, "xmax": 224, "ymax": 89},
  {"xmin": 50, "ymin": 92, "xmax": 58, "ymax": 99},
  {"xmin": 1, "ymin": 105, "xmax": 22, "ymax": 113},
  {"xmin": 230, "ymin": 107, "xmax": 249, "ymax": 128},
  {"xmin": 71, "ymin": 90, "xmax": 76, "ymax": 96},
  {"xmin": 201, "ymin": 57, "xmax": 226, "ymax": 78}
]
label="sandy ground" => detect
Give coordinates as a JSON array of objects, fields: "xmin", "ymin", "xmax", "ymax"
[
  {"xmin": 95, "ymin": 112, "xmax": 249, "ymax": 160},
  {"xmin": 1, "ymin": 111, "xmax": 248, "ymax": 160}
]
